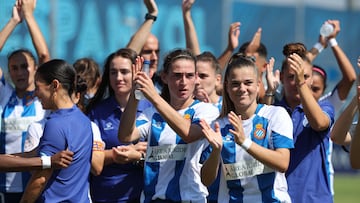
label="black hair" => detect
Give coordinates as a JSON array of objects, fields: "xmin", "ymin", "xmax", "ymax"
[
  {"xmin": 238, "ymin": 42, "xmax": 268, "ymax": 58},
  {"xmin": 7, "ymin": 48, "xmax": 37, "ymax": 68},
  {"xmin": 36, "ymin": 59, "xmax": 76, "ymax": 97}
]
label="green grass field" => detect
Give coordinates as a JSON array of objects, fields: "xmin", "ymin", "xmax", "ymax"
[{"xmin": 334, "ymin": 173, "xmax": 360, "ymax": 202}]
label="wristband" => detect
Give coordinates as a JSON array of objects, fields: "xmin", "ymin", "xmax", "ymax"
[
  {"xmin": 313, "ymin": 42, "xmax": 324, "ymax": 53},
  {"xmin": 41, "ymin": 156, "xmax": 51, "ymax": 169},
  {"xmin": 145, "ymin": 13, "xmax": 157, "ymax": 22},
  {"xmin": 240, "ymin": 138, "xmax": 252, "ymax": 151},
  {"xmin": 265, "ymin": 92, "xmax": 275, "ymax": 97},
  {"xmin": 329, "ymin": 38, "xmax": 338, "ymax": 47}
]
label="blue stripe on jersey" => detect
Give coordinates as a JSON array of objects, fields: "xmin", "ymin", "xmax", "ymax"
[
  {"xmin": 0, "ymin": 116, "xmax": 4, "ymax": 192},
  {"xmin": 136, "ymin": 119, "xmax": 147, "ymax": 127},
  {"xmin": 165, "ymin": 159, "xmax": 186, "ymax": 200},
  {"xmin": 144, "ymin": 162, "xmax": 160, "ymax": 203},
  {"xmin": 150, "ymin": 113, "xmax": 164, "ymax": 146},
  {"xmin": 228, "ymin": 180, "xmax": 244, "ymax": 203},
  {"xmin": 21, "ymin": 172, "xmax": 30, "ymax": 192},
  {"xmin": 0, "ymin": 132, "xmax": 5, "ymax": 153},
  {"xmin": 145, "ymin": 113, "xmax": 164, "ymax": 202},
  {"xmin": 3, "ymin": 95, "xmax": 16, "ymax": 118},
  {"xmin": 164, "ymin": 108, "xmax": 194, "ymax": 200},
  {"xmin": 145, "ymin": 103, "xmax": 201, "ymax": 202},
  {"xmin": 221, "ymin": 124, "xmax": 236, "ymax": 164},
  {"xmin": 21, "ymin": 131, "xmax": 27, "ymax": 152},
  {"xmin": 272, "ymin": 132, "xmax": 294, "ymax": 149},
  {"xmin": 21, "ymin": 99, "xmax": 36, "ymax": 117},
  {"xmin": 257, "ymin": 173, "xmax": 279, "ymax": 202},
  {"xmin": 221, "ymin": 124, "xmax": 244, "ymax": 201},
  {"xmin": 0, "ymin": 174, "xmax": 4, "ymax": 192}
]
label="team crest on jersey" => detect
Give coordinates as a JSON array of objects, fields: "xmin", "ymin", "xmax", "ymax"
[
  {"xmin": 224, "ymin": 133, "xmax": 232, "ymax": 142},
  {"xmin": 253, "ymin": 124, "xmax": 265, "ymax": 140},
  {"xmin": 184, "ymin": 113, "xmax": 191, "ymax": 120},
  {"xmin": 104, "ymin": 122, "xmax": 114, "ymax": 130},
  {"xmin": 25, "ymin": 94, "xmax": 35, "ymax": 106}
]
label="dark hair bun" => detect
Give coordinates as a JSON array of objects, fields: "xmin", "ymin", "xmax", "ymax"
[
  {"xmin": 76, "ymin": 75, "xmax": 88, "ymax": 94},
  {"xmin": 282, "ymin": 43, "xmax": 307, "ymax": 58}
]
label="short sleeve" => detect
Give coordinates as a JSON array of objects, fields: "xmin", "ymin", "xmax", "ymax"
[
  {"xmin": 38, "ymin": 120, "xmax": 67, "ymax": 156},
  {"xmin": 24, "ymin": 120, "xmax": 46, "ymax": 152},
  {"xmin": 91, "ymin": 121, "xmax": 105, "ymax": 151}
]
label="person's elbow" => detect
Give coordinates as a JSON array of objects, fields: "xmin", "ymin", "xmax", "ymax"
[
  {"xmin": 91, "ymin": 166, "xmax": 103, "ymax": 176},
  {"xmin": 273, "ymin": 149, "xmax": 290, "ymax": 173},
  {"xmin": 276, "ymin": 162, "xmax": 289, "ymax": 173},
  {"xmin": 310, "ymin": 119, "xmax": 330, "ymax": 132}
]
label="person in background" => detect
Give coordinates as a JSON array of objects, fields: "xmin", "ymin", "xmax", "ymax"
[
  {"xmin": 20, "ymin": 59, "xmax": 93, "ymax": 202},
  {"xmin": 118, "ymin": 49, "xmax": 219, "ymax": 202},
  {"xmin": 308, "ymin": 20, "xmax": 356, "ymax": 114},
  {"xmin": 86, "ymin": 48, "xmax": 146, "ymax": 203},
  {"xmin": 308, "ymin": 20, "xmax": 356, "ymax": 197},
  {"xmin": 199, "ymin": 53, "xmax": 293, "ymax": 202},
  {"xmin": 73, "ymin": 58, "xmax": 101, "ymax": 111},
  {"xmin": 0, "ymin": 0, "xmax": 50, "ymax": 201},
  {"xmin": 275, "ymin": 43, "xmax": 334, "ymax": 203},
  {"xmin": 350, "ymin": 82, "xmax": 360, "ymax": 169},
  {"xmin": 330, "ymin": 57, "xmax": 360, "ymax": 168},
  {"xmin": 181, "ymin": 0, "xmax": 222, "ymax": 110},
  {"xmin": 216, "ymin": 24, "xmax": 269, "ymax": 103},
  {"xmin": 126, "ymin": 0, "xmax": 162, "ymax": 93},
  {"xmin": 194, "ymin": 52, "xmax": 223, "ymax": 111},
  {"xmin": 181, "ymin": 2, "xmax": 224, "ymax": 201}
]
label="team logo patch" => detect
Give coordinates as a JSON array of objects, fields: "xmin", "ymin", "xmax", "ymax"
[
  {"xmin": 104, "ymin": 122, "xmax": 114, "ymax": 130},
  {"xmin": 25, "ymin": 94, "xmax": 35, "ymax": 106},
  {"xmin": 184, "ymin": 114, "xmax": 191, "ymax": 120},
  {"xmin": 253, "ymin": 124, "xmax": 265, "ymax": 140}
]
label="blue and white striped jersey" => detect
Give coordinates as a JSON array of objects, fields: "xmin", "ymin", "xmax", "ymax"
[
  {"xmin": 212, "ymin": 104, "xmax": 294, "ymax": 203},
  {"xmin": 136, "ymin": 100, "xmax": 219, "ymax": 203},
  {"xmin": 0, "ymin": 81, "xmax": 46, "ymax": 192}
]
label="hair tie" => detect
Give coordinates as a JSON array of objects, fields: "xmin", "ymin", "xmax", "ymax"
[{"xmin": 312, "ymin": 67, "xmax": 326, "ymax": 79}]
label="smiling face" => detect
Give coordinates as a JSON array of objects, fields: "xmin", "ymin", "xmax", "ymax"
[
  {"xmin": 226, "ymin": 66, "xmax": 259, "ymax": 113},
  {"xmin": 162, "ymin": 58, "xmax": 197, "ymax": 105},
  {"xmin": 109, "ymin": 56, "xmax": 133, "ymax": 97},
  {"xmin": 8, "ymin": 52, "xmax": 37, "ymax": 96},
  {"xmin": 34, "ymin": 74, "xmax": 53, "ymax": 110}
]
